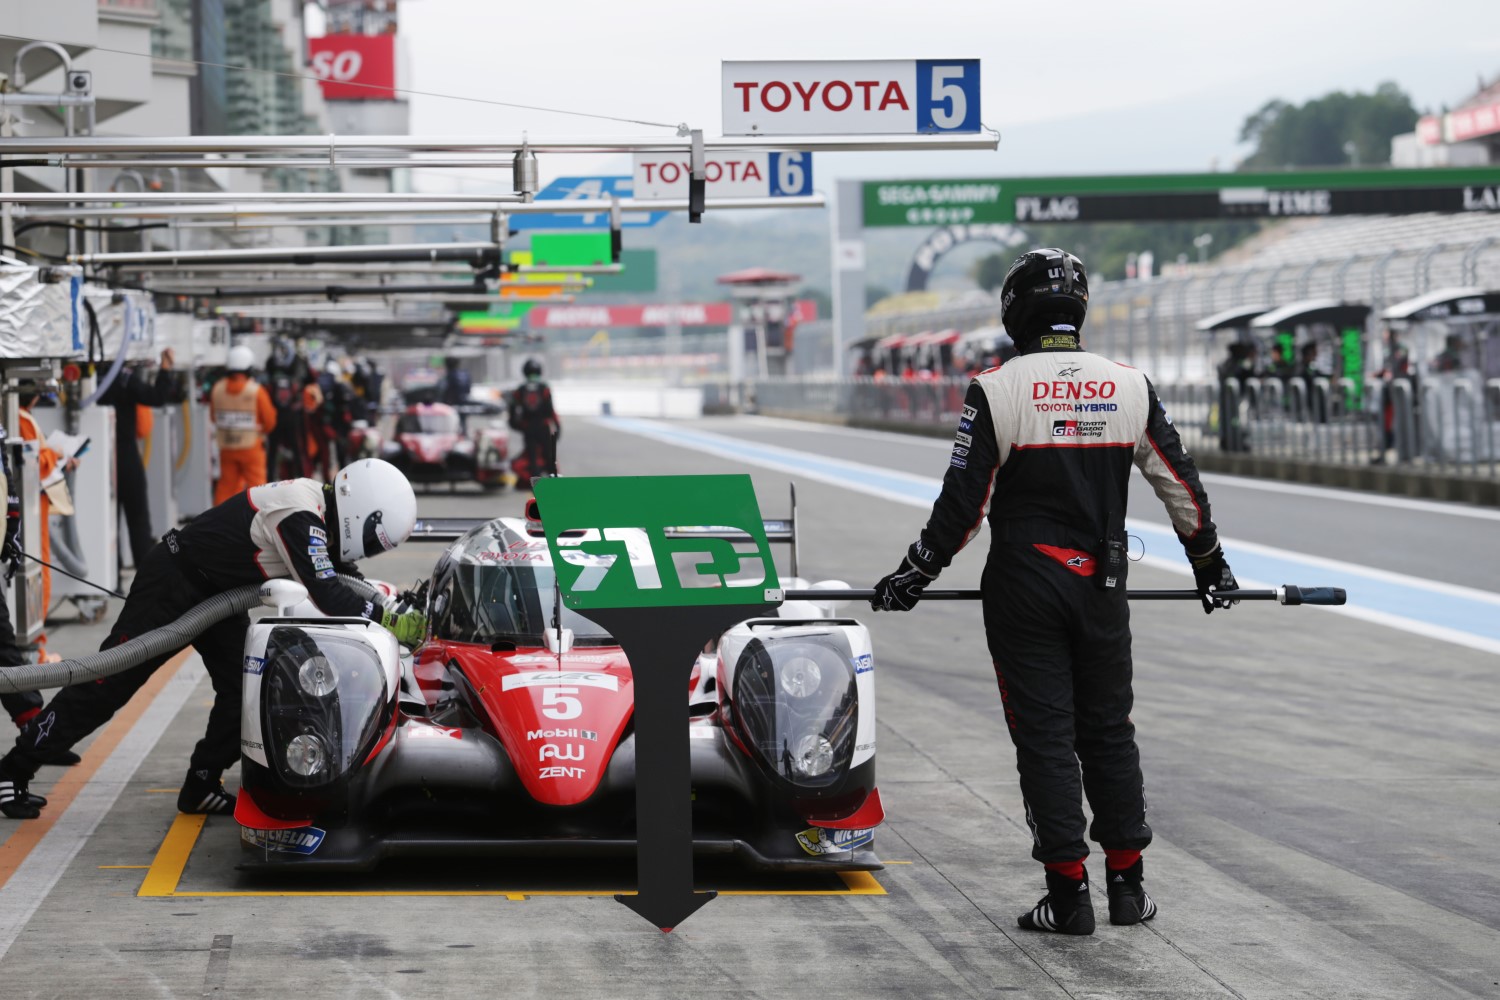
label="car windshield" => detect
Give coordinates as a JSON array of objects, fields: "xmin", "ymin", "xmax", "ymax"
[
  {"xmin": 436, "ymin": 560, "xmax": 614, "ymax": 646},
  {"xmin": 397, "ymin": 412, "xmax": 459, "ymax": 434}
]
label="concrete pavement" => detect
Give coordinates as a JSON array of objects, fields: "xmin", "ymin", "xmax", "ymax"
[{"xmin": 0, "ymin": 415, "xmax": 1494, "ymax": 998}]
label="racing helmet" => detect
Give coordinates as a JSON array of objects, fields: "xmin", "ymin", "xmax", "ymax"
[
  {"xmin": 226, "ymin": 346, "xmax": 255, "ymax": 373},
  {"xmin": 999, "ymin": 248, "xmax": 1089, "ymax": 348},
  {"xmin": 522, "ymin": 358, "xmax": 543, "ymax": 380},
  {"xmin": 332, "ymin": 458, "xmax": 417, "ymax": 562}
]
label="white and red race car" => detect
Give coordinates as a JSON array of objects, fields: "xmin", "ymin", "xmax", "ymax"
[{"xmin": 235, "ymin": 499, "xmax": 884, "ymax": 872}]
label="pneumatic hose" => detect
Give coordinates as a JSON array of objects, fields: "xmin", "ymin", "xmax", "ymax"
[
  {"xmin": 0, "ymin": 574, "xmax": 392, "ymax": 694},
  {"xmin": 0, "ymin": 583, "xmax": 264, "ymax": 694}
]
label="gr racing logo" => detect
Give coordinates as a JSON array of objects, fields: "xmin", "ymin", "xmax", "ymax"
[{"xmin": 556, "ymin": 527, "xmax": 771, "ymax": 591}]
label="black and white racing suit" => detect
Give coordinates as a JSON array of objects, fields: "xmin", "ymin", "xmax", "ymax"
[
  {"xmin": 906, "ymin": 346, "xmax": 1218, "ymax": 865},
  {"xmin": 2, "ymin": 479, "xmax": 380, "ymax": 783}
]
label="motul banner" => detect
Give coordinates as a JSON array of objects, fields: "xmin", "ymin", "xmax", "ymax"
[
  {"xmin": 308, "ymin": 35, "xmax": 396, "ymax": 100},
  {"xmin": 527, "ymin": 301, "xmax": 817, "ymax": 329}
]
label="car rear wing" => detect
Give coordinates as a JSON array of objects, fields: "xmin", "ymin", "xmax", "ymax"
[
  {"xmin": 408, "ymin": 517, "xmax": 494, "ymax": 542},
  {"xmin": 407, "ymin": 484, "xmax": 803, "ymax": 577}
]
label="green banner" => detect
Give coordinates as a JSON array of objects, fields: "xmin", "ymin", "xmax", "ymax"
[
  {"xmin": 530, "ymin": 231, "xmax": 613, "ymax": 267},
  {"xmin": 586, "ymin": 249, "xmax": 658, "ymax": 294},
  {"xmin": 456, "ymin": 303, "xmax": 532, "ymax": 332},
  {"xmin": 862, "ymin": 165, "xmax": 1500, "ymax": 227},
  {"xmin": 533, "ymin": 475, "xmax": 780, "ymax": 610},
  {"xmin": 863, "ymin": 178, "xmax": 1007, "ymax": 227}
]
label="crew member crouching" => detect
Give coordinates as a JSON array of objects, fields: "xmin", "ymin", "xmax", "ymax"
[{"xmin": 0, "ymin": 459, "xmax": 425, "ymax": 819}]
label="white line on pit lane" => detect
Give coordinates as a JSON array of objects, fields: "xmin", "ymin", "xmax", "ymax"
[
  {"xmin": 733, "ymin": 414, "xmax": 1500, "ymax": 522},
  {"xmin": 0, "ymin": 656, "xmax": 201, "ymax": 962},
  {"xmin": 599, "ymin": 416, "xmax": 1500, "ymax": 656}
]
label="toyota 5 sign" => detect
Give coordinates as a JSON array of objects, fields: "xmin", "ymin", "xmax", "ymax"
[
  {"xmin": 722, "ymin": 60, "xmax": 980, "ymax": 136},
  {"xmin": 308, "ymin": 35, "xmax": 396, "ymax": 101}
]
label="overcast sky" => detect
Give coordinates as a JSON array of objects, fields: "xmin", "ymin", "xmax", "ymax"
[{"xmin": 390, "ymin": 0, "xmax": 1499, "ymax": 193}]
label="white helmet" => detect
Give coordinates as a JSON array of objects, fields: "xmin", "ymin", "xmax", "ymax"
[
  {"xmin": 227, "ymin": 346, "xmax": 255, "ymax": 372},
  {"xmin": 332, "ymin": 459, "xmax": 416, "ymax": 562}
]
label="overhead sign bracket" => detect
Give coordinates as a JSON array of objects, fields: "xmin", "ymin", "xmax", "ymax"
[
  {"xmin": 688, "ymin": 129, "xmax": 705, "ymax": 223},
  {"xmin": 609, "ymin": 196, "xmax": 623, "ymax": 263}
]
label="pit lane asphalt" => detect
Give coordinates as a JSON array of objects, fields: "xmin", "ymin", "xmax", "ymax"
[{"xmin": 0, "ymin": 414, "xmax": 1495, "ymax": 999}]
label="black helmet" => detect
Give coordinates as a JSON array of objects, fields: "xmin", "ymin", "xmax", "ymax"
[
  {"xmin": 522, "ymin": 359, "xmax": 543, "ymax": 379},
  {"xmin": 999, "ymin": 248, "xmax": 1088, "ymax": 347}
]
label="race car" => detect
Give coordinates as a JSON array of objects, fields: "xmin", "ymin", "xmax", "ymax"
[
  {"xmin": 380, "ymin": 401, "xmax": 509, "ymax": 491},
  {"xmin": 235, "ymin": 496, "xmax": 884, "ymax": 873}
]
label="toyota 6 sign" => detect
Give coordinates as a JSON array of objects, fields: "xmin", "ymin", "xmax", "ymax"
[
  {"xmin": 308, "ymin": 35, "xmax": 396, "ymax": 100},
  {"xmin": 722, "ymin": 60, "xmax": 979, "ymax": 136},
  {"xmin": 632, "ymin": 152, "xmax": 812, "ymax": 200}
]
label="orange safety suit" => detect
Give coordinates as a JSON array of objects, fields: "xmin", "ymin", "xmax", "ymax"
[
  {"xmin": 301, "ymin": 382, "xmax": 327, "ymax": 480},
  {"xmin": 210, "ymin": 374, "xmax": 277, "ymax": 505},
  {"xmin": 16, "ymin": 409, "xmax": 58, "ymax": 650}
]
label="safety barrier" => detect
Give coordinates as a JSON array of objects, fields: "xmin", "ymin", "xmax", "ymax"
[{"xmin": 740, "ymin": 375, "xmax": 1500, "ymax": 486}]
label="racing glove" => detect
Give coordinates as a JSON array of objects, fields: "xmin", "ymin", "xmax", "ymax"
[
  {"xmin": 379, "ymin": 607, "xmax": 428, "ymax": 647},
  {"xmin": 1189, "ymin": 544, "xmax": 1239, "ymax": 614},
  {"xmin": 871, "ymin": 557, "xmax": 933, "ymax": 612}
]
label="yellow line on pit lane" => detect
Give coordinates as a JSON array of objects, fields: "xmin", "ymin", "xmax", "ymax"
[{"xmin": 138, "ymin": 814, "xmax": 885, "ymax": 898}]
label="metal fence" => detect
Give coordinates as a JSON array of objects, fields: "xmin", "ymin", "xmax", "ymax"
[{"xmin": 743, "ymin": 373, "xmax": 1500, "ymax": 480}]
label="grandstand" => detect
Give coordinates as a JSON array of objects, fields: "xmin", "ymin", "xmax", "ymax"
[{"xmin": 862, "ymin": 211, "xmax": 1500, "ymax": 382}]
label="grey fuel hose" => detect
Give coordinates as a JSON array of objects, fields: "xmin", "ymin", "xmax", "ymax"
[
  {"xmin": 0, "ymin": 583, "xmax": 264, "ymax": 694},
  {"xmin": 0, "ymin": 574, "xmax": 392, "ymax": 694}
]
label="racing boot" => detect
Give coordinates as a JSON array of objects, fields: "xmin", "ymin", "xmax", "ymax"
[
  {"xmin": 1018, "ymin": 868, "xmax": 1095, "ymax": 936},
  {"xmin": 178, "ymin": 769, "xmax": 236, "ymax": 815},
  {"xmin": 33, "ymin": 747, "xmax": 81, "ymax": 766},
  {"xmin": 1105, "ymin": 859, "xmax": 1158, "ymax": 926},
  {"xmin": 0, "ymin": 777, "xmax": 43, "ymax": 819}
]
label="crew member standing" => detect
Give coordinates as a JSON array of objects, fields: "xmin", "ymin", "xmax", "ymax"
[
  {"xmin": 264, "ymin": 337, "xmax": 308, "ymax": 481},
  {"xmin": 210, "ymin": 346, "xmax": 277, "ymax": 504},
  {"xmin": 100, "ymin": 348, "xmax": 187, "ymax": 568},
  {"xmin": 0, "ymin": 459, "xmax": 427, "ymax": 819},
  {"xmin": 0, "ymin": 422, "xmax": 53, "ymax": 770},
  {"xmin": 508, "ymin": 359, "xmax": 560, "ymax": 486},
  {"xmin": 870, "ymin": 249, "xmax": 1239, "ymax": 936},
  {"xmin": 15, "ymin": 398, "xmax": 67, "ymax": 655},
  {"xmin": 439, "ymin": 356, "xmax": 472, "ymax": 406}
]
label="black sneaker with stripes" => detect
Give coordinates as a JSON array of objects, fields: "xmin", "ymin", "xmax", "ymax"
[
  {"xmin": 1017, "ymin": 869, "xmax": 1096, "ymax": 936},
  {"xmin": 1106, "ymin": 859, "xmax": 1158, "ymax": 925},
  {"xmin": 0, "ymin": 778, "xmax": 44, "ymax": 819},
  {"xmin": 177, "ymin": 769, "xmax": 237, "ymax": 816}
]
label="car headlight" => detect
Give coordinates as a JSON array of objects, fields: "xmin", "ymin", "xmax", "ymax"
[
  {"xmin": 453, "ymin": 439, "xmax": 475, "ymax": 454},
  {"xmin": 731, "ymin": 634, "xmax": 857, "ymax": 790},
  {"xmin": 792, "ymin": 734, "xmax": 834, "ymax": 777},
  {"xmin": 286, "ymin": 734, "xmax": 329, "ymax": 777},
  {"xmin": 262, "ymin": 626, "xmax": 389, "ymax": 788},
  {"xmin": 298, "ymin": 655, "xmax": 337, "ymax": 697}
]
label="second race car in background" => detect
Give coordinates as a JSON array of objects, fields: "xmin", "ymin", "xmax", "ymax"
[{"xmin": 380, "ymin": 401, "xmax": 509, "ymax": 491}]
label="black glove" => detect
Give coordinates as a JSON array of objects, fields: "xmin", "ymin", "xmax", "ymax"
[
  {"xmin": 1189, "ymin": 544, "xmax": 1238, "ymax": 614},
  {"xmin": 871, "ymin": 557, "xmax": 933, "ymax": 612}
]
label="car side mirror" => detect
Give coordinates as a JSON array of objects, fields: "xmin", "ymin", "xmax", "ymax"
[
  {"xmin": 543, "ymin": 627, "xmax": 575, "ymax": 655},
  {"xmin": 259, "ymin": 579, "xmax": 309, "ymax": 615}
]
